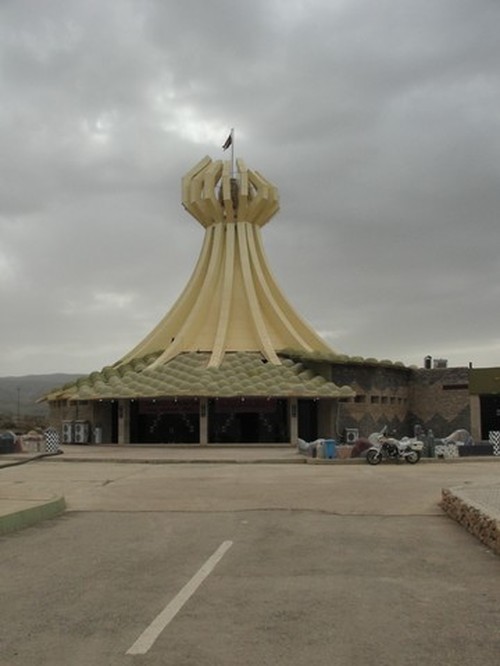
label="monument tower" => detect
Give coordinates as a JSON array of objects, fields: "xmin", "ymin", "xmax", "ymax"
[
  {"xmin": 46, "ymin": 154, "xmax": 353, "ymax": 444},
  {"xmin": 118, "ymin": 155, "xmax": 335, "ymax": 369}
]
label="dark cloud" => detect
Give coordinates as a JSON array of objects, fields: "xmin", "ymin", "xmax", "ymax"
[{"xmin": 1, "ymin": 0, "xmax": 499, "ymax": 374}]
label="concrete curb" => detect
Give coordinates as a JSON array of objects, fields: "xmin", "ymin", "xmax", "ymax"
[
  {"xmin": 0, "ymin": 496, "xmax": 66, "ymax": 536},
  {"xmin": 0, "ymin": 450, "xmax": 64, "ymax": 469},
  {"xmin": 4, "ymin": 451, "xmax": 500, "ymax": 466},
  {"xmin": 43, "ymin": 457, "xmax": 306, "ymax": 465},
  {"xmin": 307, "ymin": 456, "xmax": 500, "ymax": 465},
  {"xmin": 34, "ymin": 454, "xmax": 500, "ymax": 466}
]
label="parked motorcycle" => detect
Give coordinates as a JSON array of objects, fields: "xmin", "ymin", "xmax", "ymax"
[{"xmin": 366, "ymin": 428, "xmax": 423, "ymax": 465}]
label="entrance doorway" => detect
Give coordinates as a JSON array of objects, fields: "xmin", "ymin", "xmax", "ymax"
[
  {"xmin": 298, "ymin": 399, "xmax": 318, "ymax": 441},
  {"xmin": 208, "ymin": 398, "xmax": 289, "ymax": 443},
  {"xmin": 480, "ymin": 395, "xmax": 500, "ymax": 440}
]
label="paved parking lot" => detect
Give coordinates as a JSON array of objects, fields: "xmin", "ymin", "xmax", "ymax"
[{"xmin": 1, "ymin": 458, "xmax": 500, "ymax": 665}]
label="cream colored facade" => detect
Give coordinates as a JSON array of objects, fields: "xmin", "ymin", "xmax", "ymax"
[{"xmin": 118, "ymin": 156, "xmax": 335, "ymax": 370}]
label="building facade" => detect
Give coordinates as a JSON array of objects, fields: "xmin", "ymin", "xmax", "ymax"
[
  {"xmin": 44, "ymin": 156, "xmax": 486, "ymax": 445},
  {"xmin": 47, "ymin": 358, "xmax": 476, "ymax": 445}
]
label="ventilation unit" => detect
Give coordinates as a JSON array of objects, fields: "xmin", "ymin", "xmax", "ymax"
[
  {"xmin": 62, "ymin": 421, "xmax": 74, "ymax": 443},
  {"xmin": 74, "ymin": 420, "xmax": 89, "ymax": 444},
  {"xmin": 345, "ymin": 428, "xmax": 359, "ymax": 443}
]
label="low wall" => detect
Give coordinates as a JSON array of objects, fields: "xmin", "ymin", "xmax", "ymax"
[{"xmin": 441, "ymin": 487, "xmax": 500, "ymax": 556}]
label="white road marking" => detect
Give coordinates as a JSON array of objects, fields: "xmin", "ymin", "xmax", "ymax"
[{"xmin": 126, "ymin": 540, "xmax": 233, "ymax": 655}]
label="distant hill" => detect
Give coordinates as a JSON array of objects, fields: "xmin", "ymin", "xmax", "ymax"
[{"xmin": 0, "ymin": 374, "xmax": 84, "ymax": 418}]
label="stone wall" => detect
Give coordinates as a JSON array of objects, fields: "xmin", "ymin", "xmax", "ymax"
[
  {"xmin": 331, "ymin": 363, "xmax": 412, "ymax": 438},
  {"xmin": 408, "ymin": 367, "xmax": 470, "ymax": 438},
  {"xmin": 327, "ymin": 363, "xmax": 471, "ymax": 440},
  {"xmin": 441, "ymin": 487, "xmax": 500, "ymax": 555}
]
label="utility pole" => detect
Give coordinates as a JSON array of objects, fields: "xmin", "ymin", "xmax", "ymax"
[{"xmin": 17, "ymin": 387, "xmax": 21, "ymax": 427}]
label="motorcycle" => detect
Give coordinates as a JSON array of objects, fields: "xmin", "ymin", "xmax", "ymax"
[{"xmin": 366, "ymin": 428, "xmax": 423, "ymax": 465}]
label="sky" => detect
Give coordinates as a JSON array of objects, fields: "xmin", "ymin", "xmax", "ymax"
[{"xmin": 1, "ymin": 0, "xmax": 499, "ymax": 376}]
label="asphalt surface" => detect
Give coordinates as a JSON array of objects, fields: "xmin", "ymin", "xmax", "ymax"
[{"xmin": 0, "ymin": 448, "xmax": 500, "ymax": 665}]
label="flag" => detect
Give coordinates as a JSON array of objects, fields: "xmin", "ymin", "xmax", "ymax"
[{"xmin": 222, "ymin": 131, "xmax": 233, "ymax": 150}]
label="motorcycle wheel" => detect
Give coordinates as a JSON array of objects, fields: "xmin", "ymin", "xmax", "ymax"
[
  {"xmin": 405, "ymin": 451, "xmax": 421, "ymax": 464},
  {"xmin": 366, "ymin": 449, "xmax": 382, "ymax": 465}
]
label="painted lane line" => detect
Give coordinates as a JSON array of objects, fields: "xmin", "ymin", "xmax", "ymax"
[{"xmin": 126, "ymin": 540, "xmax": 233, "ymax": 655}]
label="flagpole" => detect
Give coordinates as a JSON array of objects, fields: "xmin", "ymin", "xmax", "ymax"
[{"xmin": 222, "ymin": 128, "xmax": 236, "ymax": 177}]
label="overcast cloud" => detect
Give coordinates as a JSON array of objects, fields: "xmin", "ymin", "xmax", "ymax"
[{"xmin": 1, "ymin": 0, "xmax": 499, "ymax": 375}]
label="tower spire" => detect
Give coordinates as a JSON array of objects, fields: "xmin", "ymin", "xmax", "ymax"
[{"xmin": 117, "ymin": 155, "xmax": 336, "ymax": 369}]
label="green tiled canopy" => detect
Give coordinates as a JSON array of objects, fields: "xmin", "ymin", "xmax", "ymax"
[{"xmin": 44, "ymin": 352, "xmax": 354, "ymax": 402}]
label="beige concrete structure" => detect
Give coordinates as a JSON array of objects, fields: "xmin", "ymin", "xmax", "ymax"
[
  {"xmin": 45, "ymin": 155, "xmax": 353, "ymax": 445},
  {"xmin": 44, "ymin": 156, "xmax": 481, "ymax": 446},
  {"xmin": 118, "ymin": 156, "xmax": 334, "ymax": 369}
]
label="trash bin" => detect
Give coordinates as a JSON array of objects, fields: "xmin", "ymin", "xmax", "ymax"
[
  {"xmin": 0, "ymin": 431, "xmax": 16, "ymax": 454},
  {"xmin": 44, "ymin": 427, "xmax": 61, "ymax": 453},
  {"xmin": 316, "ymin": 440, "xmax": 325, "ymax": 459},
  {"xmin": 324, "ymin": 439, "xmax": 337, "ymax": 459},
  {"xmin": 489, "ymin": 431, "xmax": 500, "ymax": 456}
]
